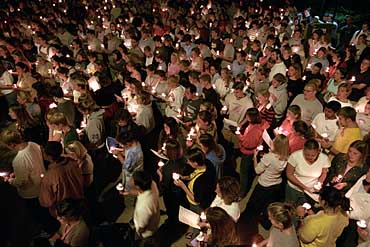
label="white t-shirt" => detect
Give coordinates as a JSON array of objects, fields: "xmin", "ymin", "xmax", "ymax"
[
  {"xmin": 134, "ymin": 182, "xmax": 160, "ymax": 238},
  {"xmin": 224, "ymin": 93, "xmax": 253, "ymax": 124},
  {"xmin": 311, "ymin": 113, "xmax": 339, "ymax": 141},
  {"xmin": 0, "ymin": 71, "xmax": 14, "ymax": 95},
  {"xmin": 356, "ymin": 113, "xmax": 370, "ymax": 137},
  {"xmin": 210, "ymin": 195, "xmax": 240, "ymax": 222},
  {"xmin": 287, "ymin": 150, "xmax": 330, "ymax": 192},
  {"xmin": 11, "ymin": 142, "xmax": 45, "ymax": 199},
  {"xmin": 328, "ymin": 96, "xmax": 354, "ymax": 108},
  {"xmin": 256, "ymin": 152, "xmax": 287, "ymax": 187}
]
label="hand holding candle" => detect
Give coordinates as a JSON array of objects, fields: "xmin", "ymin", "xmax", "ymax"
[
  {"xmin": 235, "ymin": 127, "xmax": 241, "ymax": 135},
  {"xmin": 116, "ymin": 183, "xmax": 124, "ymax": 191},
  {"xmin": 172, "ymin": 173, "xmax": 180, "ymax": 180},
  {"xmin": 357, "ymin": 220, "xmax": 368, "ymax": 229}
]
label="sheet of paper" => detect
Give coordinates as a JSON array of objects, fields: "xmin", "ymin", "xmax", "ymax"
[
  {"xmin": 223, "ymin": 118, "xmax": 238, "ymax": 127},
  {"xmin": 178, "ymin": 206, "xmax": 200, "ymax": 229},
  {"xmin": 262, "ymin": 129, "xmax": 273, "ymax": 148},
  {"xmin": 304, "ymin": 190, "xmax": 320, "ymax": 202},
  {"xmin": 150, "ymin": 149, "xmax": 169, "ymax": 160}
]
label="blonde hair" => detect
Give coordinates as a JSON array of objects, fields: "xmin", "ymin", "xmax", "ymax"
[
  {"xmin": 268, "ymin": 202, "xmax": 295, "ymax": 229},
  {"xmin": 272, "ymin": 134, "xmax": 289, "ymax": 160},
  {"xmin": 65, "ymin": 141, "xmax": 88, "ymax": 160},
  {"xmin": 17, "ymin": 90, "xmax": 34, "ymax": 103},
  {"xmin": 167, "ymin": 75, "xmax": 180, "ymax": 84},
  {"xmin": 48, "ymin": 111, "xmax": 68, "ymax": 126},
  {"xmin": 77, "ymin": 93, "xmax": 99, "ymax": 113}
]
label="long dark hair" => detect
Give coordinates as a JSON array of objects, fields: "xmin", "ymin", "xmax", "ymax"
[
  {"xmin": 319, "ymin": 186, "xmax": 351, "ymax": 213},
  {"xmin": 206, "ymin": 207, "xmax": 239, "ymax": 246},
  {"xmin": 9, "ymin": 105, "xmax": 38, "ymax": 129}
]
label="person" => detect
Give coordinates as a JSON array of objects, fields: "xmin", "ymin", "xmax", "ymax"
[
  {"xmin": 312, "ymin": 101, "xmax": 341, "ymax": 141},
  {"xmin": 256, "ymin": 202, "xmax": 299, "ymax": 247},
  {"xmin": 245, "ymin": 134, "xmax": 289, "ymax": 229},
  {"xmin": 297, "ymin": 186, "xmax": 350, "ymax": 247},
  {"xmin": 38, "ymin": 141, "xmax": 84, "ymax": 214},
  {"xmin": 157, "ymin": 140, "xmax": 189, "ymax": 224},
  {"xmin": 289, "ymin": 120, "xmax": 310, "ymax": 154},
  {"xmin": 8, "ymin": 105, "xmax": 46, "ymax": 145},
  {"xmin": 47, "ymin": 110, "xmax": 79, "ymax": 147},
  {"xmin": 198, "ymin": 133, "xmax": 226, "ymax": 179},
  {"xmin": 174, "ymin": 148, "xmax": 216, "ymax": 212},
  {"xmin": 275, "ymin": 105, "xmax": 301, "ymax": 137},
  {"xmin": 321, "ymin": 107, "xmax": 362, "ymax": 155},
  {"xmin": 286, "ymin": 139, "xmax": 331, "ymax": 205},
  {"xmin": 113, "ymin": 131, "xmax": 144, "ymax": 190},
  {"xmin": 326, "ymin": 140, "xmax": 367, "ymax": 193},
  {"xmin": 357, "ymin": 100, "xmax": 370, "ymax": 136},
  {"xmin": 290, "ymin": 81, "xmax": 323, "ymax": 124},
  {"xmin": 50, "ymin": 85, "xmax": 76, "ymax": 127},
  {"xmin": 64, "ymin": 141, "xmax": 94, "ymax": 188},
  {"xmin": 77, "ymin": 93, "xmax": 106, "ymax": 151},
  {"xmin": 201, "ymin": 207, "xmax": 240, "ymax": 246},
  {"xmin": 268, "ymin": 73, "xmax": 288, "ymax": 122},
  {"xmin": 237, "ymin": 108, "xmax": 269, "ymax": 198},
  {"xmin": 328, "ymin": 83, "xmax": 354, "ymax": 108},
  {"xmin": 126, "ymin": 171, "xmax": 160, "ymax": 243},
  {"xmin": 210, "ymin": 176, "xmax": 240, "ymax": 222},
  {"xmin": 135, "ymin": 92, "xmax": 155, "ymax": 134},
  {"xmin": 342, "ymin": 167, "xmax": 370, "ymax": 247},
  {"xmin": 50, "ymin": 198, "xmax": 90, "ymax": 247},
  {"xmin": 1, "ymin": 129, "xmax": 45, "ymax": 200}
]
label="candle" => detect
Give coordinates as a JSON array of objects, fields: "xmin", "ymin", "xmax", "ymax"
[
  {"xmin": 357, "ymin": 220, "xmax": 368, "ymax": 229},
  {"xmin": 336, "ymin": 174, "xmax": 343, "ymax": 183},
  {"xmin": 302, "ymin": 202, "xmax": 311, "ymax": 210},
  {"xmin": 235, "ymin": 127, "xmax": 241, "ymax": 135},
  {"xmin": 313, "ymin": 182, "xmax": 322, "ymax": 191},
  {"xmin": 306, "ymin": 64, "xmax": 312, "ymax": 70},
  {"xmin": 0, "ymin": 172, "xmax": 8, "ymax": 177},
  {"xmin": 40, "ymin": 173, "xmax": 45, "ymax": 178},
  {"xmin": 161, "ymin": 142, "xmax": 166, "ymax": 151},
  {"xmin": 158, "ymin": 160, "xmax": 165, "ymax": 167},
  {"xmin": 216, "ymin": 50, "xmax": 220, "ymax": 56},
  {"xmin": 222, "ymin": 105, "xmax": 228, "ymax": 112},
  {"xmin": 252, "ymin": 244, "xmax": 257, "ymax": 247},
  {"xmin": 141, "ymin": 82, "xmax": 146, "ymax": 87},
  {"xmin": 161, "ymin": 93, "xmax": 166, "ymax": 97},
  {"xmin": 49, "ymin": 103, "xmax": 57, "ymax": 109},
  {"xmin": 350, "ymin": 76, "xmax": 356, "ymax": 82},
  {"xmin": 172, "ymin": 173, "xmax": 180, "ymax": 180},
  {"xmin": 196, "ymin": 232, "xmax": 205, "ymax": 242},
  {"xmin": 257, "ymin": 145, "xmax": 264, "ymax": 151},
  {"xmin": 200, "ymin": 212, "xmax": 207, "ymax": 221},
  {"xmin": 302, "ymin": 75, "xmax": 307, "ymax": 80},
  {"xmin": 254, "ymin": 62, "xmax": 260, "ymax": 68},
  {"xmin": 321, "ymin": 133, "xmax": 328, "ymax": 138},
  {"xmin": 186, "ymin": 135, "xmax": 192, "ymax": 141},
  {"xmin": 116, "ymin": 183, "xmax": 124, "ymax": 191}
]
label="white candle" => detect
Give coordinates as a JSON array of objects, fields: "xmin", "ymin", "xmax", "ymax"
[
  {"xmin": 216, "ymin": 50, "xmax": 219, "ymax": 56},
  {"xmin": 235, "ymin": 127, "xmax": 241, "ymax": 135},
  {"xmin": 49, "ymin": 103, "xmax": 57, "ymax": 109},
  {"xmin": 196, "ymin": 232, "xmax": 205, "ymax": 241},
  {"xmin": 158, "ymin": 160, "xmax": 165, "ymax": 167},
  {"xmin": 40, "ymin": 173, "xmax": 45, "ymax": 178},
  {"xmin": 351, "ymin": 76, "xmax": 356, "ymax": 82},
  {"xmin": 321, "ymin": 133, "xmax": 328, "ymax": 138},
  {"xmin": 0, "ymin": 172, "xmax": 8, "ymax": 177},
  {"xmin": 161, "ymin": 93, "xmax": 166, "ymax": 97},
  {"xmin": 222, "ymin": 105, "xmax": 228, "ymax": 112},
  {"xmin": 141, "ymin": 82, "xmax": 146, "ymax": 87},
  {"xmin": 313, "ymin": 182, "xmax": 322, "ymax": 191},
  {"xmin": 200, "ymin": 212, "xmax": 207, "ymax": 221},
  {"xmin": 357, "ymin": 220, "xmax": 368, "ymax": 229},
  {"xmin": 336, "ymin": 174, "xmax": 343, "ymax": 183},
  {"xmin": 172, "ymin": 173, "xmax": 180, "ymax": 180},
  {"xmin": 252, "ymin": 244, "xmax": 257, "ymax": 247},
  {"xmin": 302, "ymin": 202, "xmax": 311, "ymax": 210},
  {"xmin": 161, "ymin": 142, "xmax": 166, "ymax": 151},
  {"xmin": 116, "ymin": 183, "xmax": 124, "ymax": 191},
  {"xmin": 257, "ymin": 145, "xmax": 264, "ymax": 151}
]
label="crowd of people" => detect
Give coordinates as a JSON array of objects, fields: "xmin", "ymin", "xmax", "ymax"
[{"xmin": 0, "ymin": 0, "xmax": 370, "ymax": 246}]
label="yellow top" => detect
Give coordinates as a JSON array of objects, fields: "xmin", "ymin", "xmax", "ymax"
[
  {"xmin": 299, "ymin": 211, "xmax": 349, "ymax": 247},
  {"xmin": 333, "ymin": 127, "xmax": 362, "ymax": 154},
  {"xmin": 187, "ymin": 167, "xmax": 206, "ymax": 205}
]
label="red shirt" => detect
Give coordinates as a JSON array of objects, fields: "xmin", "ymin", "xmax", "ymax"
[{"xmin": 238, "ymin": 120, "xmax": 269, "ymax": 155}]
